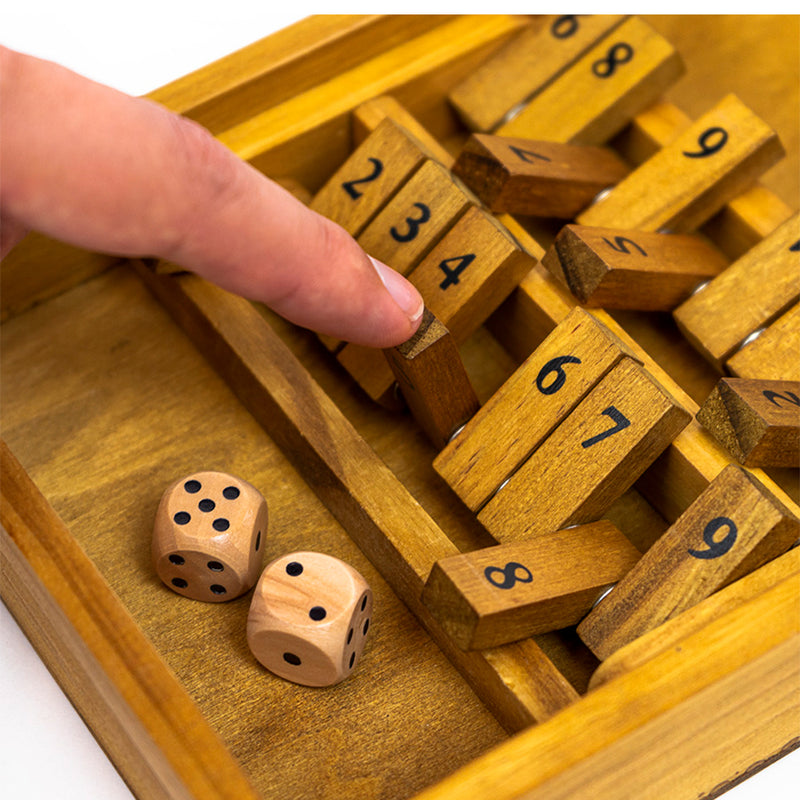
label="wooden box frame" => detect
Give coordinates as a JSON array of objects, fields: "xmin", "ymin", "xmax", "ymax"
[{"xmin": 2, "ymin": 15, "xmax": 798, "ymax": 800}]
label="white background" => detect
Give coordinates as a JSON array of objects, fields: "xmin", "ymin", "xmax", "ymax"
[{"xmin": 1, "ymin": 3, "xmax": 798, "ymax": 798}]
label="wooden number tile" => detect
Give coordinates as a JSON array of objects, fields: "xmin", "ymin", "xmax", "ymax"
[
  {"xmin": 477, "ymin": 358, "xmax": 691, "ymax": 543},
  {"xmin": 697, "ymin": 378, "xmax": 800, "ymax": 468},
  {"xmin": 576, "ymin": 94, "xmax": 784, "ymax": 233},
  {"xmin": 356, "ymin": 159, "xmax": 473, "ymax": 276},
  {"xmin": 498, "ymin": 17, "xmax": 684, "ymax": 146},
  {"xmin": 352, "ymin": 96, "xmax": 454, "ymax": 167},
  {"xmin": 421, "ymin": 520, "xmax": 640, "ymax": 650},
  {"xmin": 407, "ymin": 206, "xmax": 536, "ymax": 340},
  {"xmin": 577, "ymin": 464, "xmax": 800, "ymax": 660},
  {"xmin": 309, "ymin": 117, "xmax": 434, "ymax": 237},
  {"xmin": 326, "ymin": 157, "xmax": 474, "ymax": 362},
  {"xmin": 673, "ymin": 214, "xmax": 800, "ymax": 370},
  {"xmin": 726, "ymin": 303, "xmax": 800, "ymax": 382},
  {"xmin": 542, "ymin": 224, "xmax": 728, "ymax": 310},
  {"xmin": 384, "ymin": 309, "xmax": 480, "ymax": 449},
  {"xmin": 589, "ymin": 547, "xmax": 800, "ymax": 688},
  {"xmin": 448, "ymin": 15, "xmax": 627, "ymax": 133},
  {"xmin": 451, "ymin": 135, "xmax": 629, "ymax": 218},
  {"xmin": 434, "ymin": 307, "xmax": 640, "ymax": 512},
  {"xmin": 337, "ymin": 206, "xmax": 535, "ymax": 407}
]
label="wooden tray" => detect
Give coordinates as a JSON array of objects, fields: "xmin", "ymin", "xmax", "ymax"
[{"xmin": 2, "ymin": 15, "xmax": 798, "ymax": 800}]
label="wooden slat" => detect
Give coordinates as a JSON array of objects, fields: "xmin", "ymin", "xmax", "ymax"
[
  {"xmin": 355, "ymin": 159, "xmax": 473, "ymax": 275},
  {"xmin": 135, "ymin": 263, "xmax": 580, "ymax": 730},
  {"xmin": 492, "ymin": 270, "xmax": 800, "ymax": 526},
  {"xmin": 611, "ymin": 101, "xmax": 795, "ymax": 259},
  {"xmin": 434, "ymin": 308, "xmax": 640, "ymax": 512},
  {"xmin": 477, "ymin": 358, "xmax": 691, "ymax": 541},
  {"xmin": 672, "ymin": 213, "xmax": 798, "ymax": 371},
  {"xmin": 0, "ymin": 237, "xmax": 120, "ymax": 323},
  {"xmin": 309, "ymin": 117, "xmax": 434, "ymax": 238},
  {"xmin": 148, "ymin": 15, "xmax": 457, "ymax": 133},
  {"xmin": 352, "ymin": 96, "xmax": 456, "ymax": 167},
  {"xmin": 727, "ymin": 303, "xmax": 800, "ymax": 382},
  {"xmin": 336, "ymin": 202, "xmax": 534, "ymax": 407},
  {"xmin": 0, "ymin": 441, "xmax": 262, "ymax": 800},
  {"xmin": 541, "ymin": 225, "xmax": 728, "ymax": 310},
  {"xmin": 451, "ymin": 135, "xmax": 629, "ymax": 217},
  {"xmin": 641, "ymin": 14, "xmax": 799, "ymax": 211},
  {"xmin": 421, "ymin": 521, "xmax": 640, "ymax": 649},
  {"xmin": 406, "ymin": 206, "xmax": 536, "ymax": 341},
  {"xmin": 218, "ymin": 15, "xmax": 526, "ymax": 181}
]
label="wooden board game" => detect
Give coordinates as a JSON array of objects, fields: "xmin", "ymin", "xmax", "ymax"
[{"xmin": 2, "ymin": 14, "xmax": 799, "ymax": 800}]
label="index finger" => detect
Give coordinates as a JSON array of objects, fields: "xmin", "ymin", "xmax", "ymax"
[{"xmin": 0, "ymin": 46, "xmax": 423, "ymax": 347}]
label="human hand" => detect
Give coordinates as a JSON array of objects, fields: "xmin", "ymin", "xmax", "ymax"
[{"xmin": 0, "ymin": 46, "xmax": 423, "ymax": 347}]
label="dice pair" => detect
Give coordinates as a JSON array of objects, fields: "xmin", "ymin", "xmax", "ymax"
[{"xmin": 152, "ymin": 471, "xmax": 372, "ymax": 687}]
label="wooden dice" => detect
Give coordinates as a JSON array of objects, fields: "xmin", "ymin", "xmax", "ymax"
[
  {"xmin": 152, "ymin": 471, "xmax": 268, "ymax": 602},
  {"xmin": 247, "ymin": 551, "xmax": 373, "ymax": 687}
]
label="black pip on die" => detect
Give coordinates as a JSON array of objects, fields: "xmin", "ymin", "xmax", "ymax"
[
  {"xmin": 247, "ymin": 551, "xmax": 373, "ymax": 687},
  {"xmin": 152, "ymin": 471, "xmax": 268, "ymax": 602}
]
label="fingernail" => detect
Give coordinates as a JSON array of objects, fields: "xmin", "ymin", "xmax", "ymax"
[{"xmin": 369, "ymin": 256, "xmax": 424, "ymax": 324}]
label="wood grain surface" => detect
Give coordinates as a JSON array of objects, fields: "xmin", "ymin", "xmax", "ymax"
[
  {"xmin": 384, "ymin": 309, "xmax": 480, "ymax": 449},
  {"xmin": 696, "ymin": 378, "xmax": 800, "ymax": 468},
  {"xmin": 478, "ymin": 359, "xmax": 691, "ymax": 542},
  {"xmin": 1, "ymin": 268, "xmax": 511, "ymax": 799},
  {"xmin": 448, "ymin": 14, "xmax": 626, "ymax": 132},
  {"xmin": 499, "ymin": 17, "xmax": 685, "ymax": 145},
  {"xmin": 451, "ymin": 135, "xmax": 629, "ymax": 217},
  {"xmin": 589, "ymin": 546, "xmax": 800, "ymax": 689},
  {"xmin": 673, "ymin": 213, "xmax": 800, "ymax": 369},
  {"xmin": 309, "ymin": 117, "xmax": 434, "ymax": 238},
  {"xmin": 577, "ymin": 464, "xmax": 800, "ymax": 659},
  {"xmin": 577, "ymin": 94, "xmax": 784, "ymax": 233},
  {"xmin": 2, "ymin": 14, "xmax": 799, "ymax": 800},
  {"xmin": 421, "ymin": 521, "xmax": 640, "ymax": 649},
  {"xmin": 1, "ymin": 441, "xmax": 262, "ymax": 800},
  {"xmin": 132, "ymin": 263, "xmax": 584, "ymax": 727},
  {"xmin": 415, "ymin": 574, "xmax": 800, "ymax": 800},
  {"xmin": 727, "ymin": 303, "xmax": 800, "ymax": 382},
  {"xmin": 542, "ymin": 224, "xmax": 728, "ymax": 310},
  {"xmin": 434, "ymin": 308, "xmax": 640, "ymax": 512}
]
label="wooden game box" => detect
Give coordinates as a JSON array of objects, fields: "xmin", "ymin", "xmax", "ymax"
[{"xmin": 2, "ymin": 14, "xmax": 798, "ymax": 800}]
